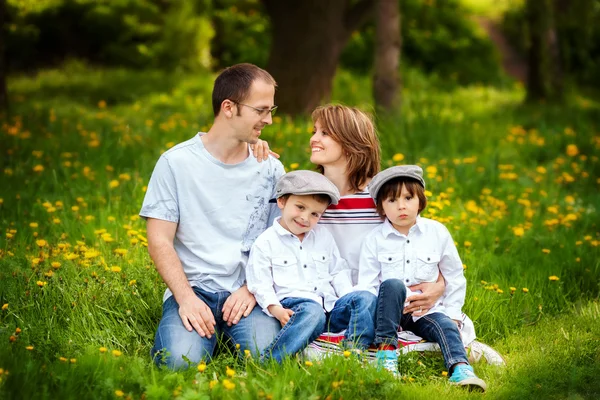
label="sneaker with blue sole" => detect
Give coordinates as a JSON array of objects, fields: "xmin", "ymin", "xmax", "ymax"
[
  {"xmin": 449, "ymin": 364, "xmax": 487, "ymax": 392},
  {"xmin": 375, "ymin": 350, "xmax": 400, "ymax": 377}
]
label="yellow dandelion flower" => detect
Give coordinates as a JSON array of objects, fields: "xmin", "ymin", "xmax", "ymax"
[
  {"xmin": 70, "ymin": 358, "xmax": 76, "ymax": 364},
  {"xmin": 209, "ymin": 380, "xmax": 218, "ymax": 390},
  {"xmin": 114, "ymin": 249, "xmax": 128, "ymax": 256},
  {"xmin": 110, "ymin": 266, "xmax": 122, "ymax": 273},
  {"xmin": 305, "ymin": 360, "xmax": 313, "ymax": 367},
  {"xmin": 114, "ymin": 390, "xmax": 124, "ymax": 397},
  {"xmin": 51, "ymin": 262, "xmax": 61, "ymax": 269},
  {"xmin": 112, "ymin": 350, "xmax": 122, "ymax": 357},
  {"xmin": 441, "ymin": 371, "xmax": 448, "ymax": 377},
  {"xmin": 542, "ymin": 249, "xmax": 551, "ymax": 254},
  {"xmin": 566, "ymin": 144, "xmax": 579, "ymax": 157},
  {"xmin": 98, "ymin": 100, "xmax": 107, "ymax": 109},
  {"xmin": 226, "ymin": 366, "xmax": 235, "ymax": 377},
  {"xmin": 36, "ymin": 281, "xmax": 47, "ymax": 287},
  {"xmin": 549, "ymin": 275, "xmax": 560, "ymax": 281},
  {"xmin": 99, "ymin": 347, "xmax": 107, "ymax": 353},
  {"xmin": 512, "ymin": 227, "xmax": 525, "ymax": 237},
  {"xmin": 59, "ymin": 357, "xmax": 67, "ymax": 362},
  {"xmin": 222, "ymin": 379, "xmax": 235, "ymax": 390},
  {"xmin": 343, "ymin": 350, "xmax": 351, "ymax": 358},
  {"xmin": 235, "ymin": 343, "xmax": 240, "ymax": 350},
  {"xmin": 244, "ymin": 349, "xmax": 251, "ymax": 358},
  {"xmin": 290, "ymin": 163, "xmax": 299, "ymax": 170},
  {"xmin": 1, "ymin": 303, "xmax": 8, "ymax": 311},
  {"xmin": 71, "ymin": 206, "xmax": 79, "ymax": 212},
  {"xmin": 464, "ymin": 241, "xmax": 472, "ymax": 248},
  {"xmin": 36, "ymin": 239, "xmax": 47, "ymax": 247},
  {"xmin": 33, "ymin": 165, "xmax": 44, "ymax": 173},
  {"xmin": 128, "ymin": 279, "xmax": 136, "ymax": 286},
  {"xmin": 26, "ymin": 346, "xmax": 34, "ymax": 351},
  {"xmin": 109, "ymin": 180, "xmax": 120, "ymax": 189},
  {"xmin": 29, "ymin": 222, "xmax": 39, "ymax": 228},
  {"xmin": 197, "ymin": 362, "xmax": 207, "ymax": 372},
  {"xmin": 510, "ymin": 287, "xmax": 516, "ymax": 294},
  {"xmin": 392, "ymin": 153, "xmax": 405, "ymax": 162}
]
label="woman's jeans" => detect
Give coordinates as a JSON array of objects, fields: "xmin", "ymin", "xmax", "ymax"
[
  {"xmin": 261, "ymin": 290, "xmax": 377, "ymax": 363},
  {"xmin": 375, "ymin": 278, "xmax": 469, "ymax": 370},
  {"xmin": 151, "ymin": 286, "xmax": 281, "ymax": 370}
]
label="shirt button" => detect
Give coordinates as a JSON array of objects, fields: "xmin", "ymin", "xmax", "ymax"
[
  {"xmin": 405, "ymin": 279, "xmax": 409, "ymax": 283},
  {"xmin": 388, "ymin": 257, "xmax": 392, "ymax": 261},
  {"xmin": 300, "ymin": 246, "xmax": 303, "ymax": 250},
  {"xmin": 406, "ymin": 260, "xmax": 410, "ymax": 264},
  {"xmin": 427, "ymin": 257, "xmax": 430, "ymax": 261},
  {"xmin": 284, "ymin": 260, "xmax": 287, "ymax": 264},
  {"xmin": 304, "ymin": 264, "xmax": 307, "ymax": 268},
  {"xmin": 314, "ymin": 287, "xmax": 317, "ymax": 291},
  {"xmin": 407, "ymin": 240, "xmax": 410, "ymax": 244}
]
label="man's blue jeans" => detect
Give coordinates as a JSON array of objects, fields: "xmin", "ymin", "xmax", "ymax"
[
  {"xmin": 151, "ymin": 286, "xmax": 280, "ymax": 370},
  {"xmin": 261, "ymin": 290, "xmax": 377, "ymax": 363},
  {"xmin": 374, "ymin": 278, "xmax": 469, "ymax": 370}
]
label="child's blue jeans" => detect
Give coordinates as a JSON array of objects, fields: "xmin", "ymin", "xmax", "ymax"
[
  {"xmin": 261, "ymin": 290, "xmax": 377, "ymax": 363},
  {"xmin": 374, "ymin": 278, "xmax": 469, "ymax": 370}
]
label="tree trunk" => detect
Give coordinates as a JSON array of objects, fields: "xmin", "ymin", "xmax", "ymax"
[
  {"xmin": 262, "ymin": 0, "xmax": 373, "ymax": 115},
  {"xmin": 525, "ymin": 0, "xmax": 553, "ymax": 102},
  {"xmin": 373, "ymin": 0, "xmax": 400, "ymax": 111},
  {"xmin": 0, "ymin": 0, "xmax": 8, "ymax": 112}
]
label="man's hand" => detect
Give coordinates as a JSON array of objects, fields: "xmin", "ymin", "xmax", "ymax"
[
  {"xmin": 178, "ymin": 295, "xmax": 216, "ymax": 338},
  {"xmin": 222, "ymin": 285, "xmax": 256, "ymax": 326},
  {"xmin": 404, "ymin": 278, "xmax": 445, "ymax": 316},
  {"xmin": 268, "ymin": 305, "xmax": 294, "ymax": 327},
  {"xmin": 250, "ymin": 139, "xmax": 280, "ymax": 162}
]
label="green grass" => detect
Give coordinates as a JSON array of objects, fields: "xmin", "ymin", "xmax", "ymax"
[{"xmin": 0, "ymin": 63, "xmax": 599, "ymax": 399}]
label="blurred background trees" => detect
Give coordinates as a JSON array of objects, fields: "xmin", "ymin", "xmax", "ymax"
[{"xmin": 1, "ymin": 0, "xmax": 599, "ymax": 114}]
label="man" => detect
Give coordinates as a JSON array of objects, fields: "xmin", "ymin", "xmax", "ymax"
[{"xmin": 140, "ymin": 63, "xmax": 284, "ymax": 369}]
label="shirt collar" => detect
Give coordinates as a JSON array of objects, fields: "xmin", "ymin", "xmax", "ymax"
[
  {"xmin": 272, "ymin": 216, "xmax": 315, "ymax": 240},
  {"xmin": 381, "ymin": 216, "xmax": 424, "ymax": 238}
]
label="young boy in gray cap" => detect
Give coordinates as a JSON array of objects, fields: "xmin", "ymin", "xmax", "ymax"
[
  {"xmin": 357, "ymin": 165, "xmax": 486, "ymax": 391},
  {"xmin": 247, "ymin": 170, "xmax": 377, "ymax": 363}
]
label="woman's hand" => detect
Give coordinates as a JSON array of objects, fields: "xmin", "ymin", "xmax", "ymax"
[
  {"xmin": 250, "ymin": 139, "xmax": 280, "ymax": 162},
  {"xmin": 404, "ymin": 273, "xmax": 446, "ymax": 316}
]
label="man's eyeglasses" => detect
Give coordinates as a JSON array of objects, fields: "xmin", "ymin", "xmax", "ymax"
[{"xmin": 235, "ymin": 102, "xmax": 278, "ymax": 117}]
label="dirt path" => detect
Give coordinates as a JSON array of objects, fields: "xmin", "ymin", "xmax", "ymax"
[{"xmin": 477, "ymin": 17, "xmax": 528, "ymax": 82}]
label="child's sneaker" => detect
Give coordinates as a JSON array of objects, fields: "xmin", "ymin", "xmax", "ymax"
[
  {"xmin": 375, "ymin": 350, "xmax": 400, "ymax": 377},
  {"xmin": 449, "ymin": 364, "xmax": 486, "ymax": 392}
]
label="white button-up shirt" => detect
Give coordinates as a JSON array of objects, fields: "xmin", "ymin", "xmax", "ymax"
[
  {"xmin": 247, "ymin": 217, "xmax": 354, "ymax": 315},
  {"xmin": 357, "ymin": 217, "xmax": 466, "ymax": 321}
]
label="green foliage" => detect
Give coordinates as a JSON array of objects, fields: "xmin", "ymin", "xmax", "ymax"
[
  {"xmin": 5, "ymin": 0, "xmax": 213, "ymax": 71},
  {"xmin": 502, "ymin": 0, "xmax": 600, "ymax": 91},
  {"xmin": 0, "ymin": 65, "xmax": 599, "ymax": 398},
  {"xmin": 211, "ymin": 0, "xmax": 270, "ymax": 69},
  {"xmin": 341, "ymin": 0, "xmax": 503, "ymax": 84}
]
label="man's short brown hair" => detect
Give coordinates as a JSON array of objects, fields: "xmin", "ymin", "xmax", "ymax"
[
  {"xmin": 212, "ymin": 63, "xmax": 277, "ymax": 116},
  {"xmin": 375, "ymin": 178, "xmax": 427, "ymax": 218}
]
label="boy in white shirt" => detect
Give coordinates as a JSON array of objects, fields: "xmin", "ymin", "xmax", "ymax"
[
  {"xmin": 247, "ymin": 170, "xmax": 377, "ymax": 362},
  {"xmin": 358, "ymin": 165, "xmax": 486, "ymax": 391}
]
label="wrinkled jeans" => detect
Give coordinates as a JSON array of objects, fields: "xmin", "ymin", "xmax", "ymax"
[
  {"xmin": 151, "ymin": 286, "xmax": 280, "ymax": 370},
  {"xmin": 375, "ymin": 278, "xmax": 469, "ymax": 370}
]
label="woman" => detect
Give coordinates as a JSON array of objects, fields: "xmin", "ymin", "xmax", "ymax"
[{"xmin": 309, "ymin": 104, "xmax": 444, "ymax": 316}]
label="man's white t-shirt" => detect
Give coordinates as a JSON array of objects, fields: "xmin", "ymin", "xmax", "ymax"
[{"xmin": 140, "ymin": 134, "xmax": 285, "ymax": 301}]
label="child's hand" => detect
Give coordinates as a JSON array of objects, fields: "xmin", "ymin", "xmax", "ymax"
[{"xmin": 268, "ymin": 305, "xmax": 294, "ymax": 327}]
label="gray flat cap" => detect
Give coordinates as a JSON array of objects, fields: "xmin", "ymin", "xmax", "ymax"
[
  {"xmin": 275, "ymin": 170, "xmax": 340, "ymax": 205},
  {"xmin": 368, "ymin": 165, "xmax": 425, "ymax": 201}
]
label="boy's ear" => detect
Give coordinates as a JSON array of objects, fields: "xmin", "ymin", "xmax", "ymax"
[
  {"xmin": 221, "ymin": 99, "xmax": 235, "ymax": 118},
  {"xmin": 276, "ymin": 197, "xmax": 286, "ymax": 210}
]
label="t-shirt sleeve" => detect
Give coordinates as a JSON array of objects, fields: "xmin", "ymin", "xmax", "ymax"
[
  {"xmin": 139, "ymin": 156, "xmax": 179, "ymax": 223},
  {"xmin": 266, "ymin": 160, "xmax": 285, "ymax": 226}
]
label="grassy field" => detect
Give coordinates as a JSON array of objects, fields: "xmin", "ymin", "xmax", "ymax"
[{"xmin": 0, "ymin": 63, "xmax": 599, "ymax": 399}]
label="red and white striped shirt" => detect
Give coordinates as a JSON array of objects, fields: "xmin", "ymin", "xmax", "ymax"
[{"xmin": 319, "ymin": 189, "xmax": 383, "ymax": 284}]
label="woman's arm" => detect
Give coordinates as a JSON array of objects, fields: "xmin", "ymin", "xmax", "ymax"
[{"xmin": 403, "ymin": 272, "xmax": 446, "ymax": 316}]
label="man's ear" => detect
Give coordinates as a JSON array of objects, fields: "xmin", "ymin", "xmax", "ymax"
[
  {"xmin": 221, "ymin": 99, "xmax": 236, "ymax": 118},
  {"xmin": 276, "ymin": 197, "xmax": 286, "ymax": 210}
]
